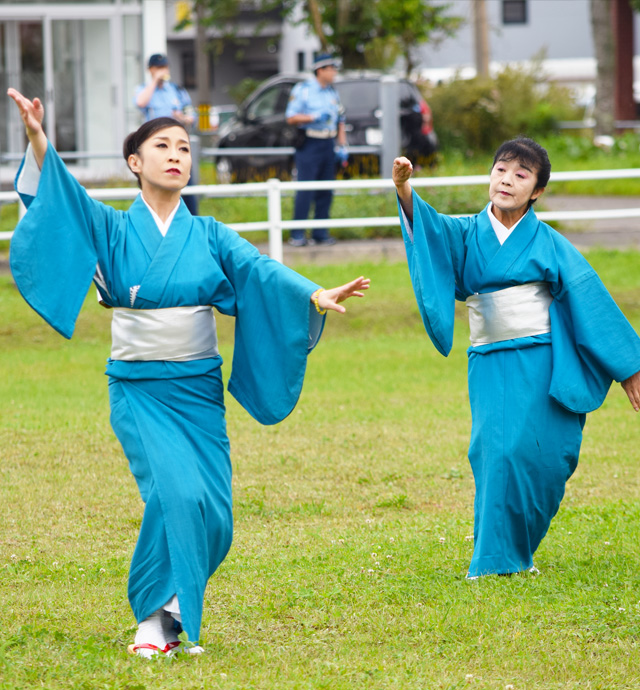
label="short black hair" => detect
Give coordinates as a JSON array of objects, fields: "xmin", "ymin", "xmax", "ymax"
[
  {"xmin": 491, "ymin": 136, "xmax": 551, "ymax": 204},
  {"xmin": 123, "ymin": 117, "xmax": 189, "ymax": 188}
]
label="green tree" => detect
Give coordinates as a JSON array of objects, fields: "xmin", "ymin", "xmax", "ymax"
[{"xmin": 301, "ymin": 0, "xmax": 462, "ymax": 73}]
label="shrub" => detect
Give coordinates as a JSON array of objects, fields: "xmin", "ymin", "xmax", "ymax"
[{"xmin": 423, "ymin": 62, "xmax": 582, "ymax": 154}]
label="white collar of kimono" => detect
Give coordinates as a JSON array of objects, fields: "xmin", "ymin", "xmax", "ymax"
[
  {"xmin": 487, "ymin": 203, "xmax": 526, "ymax": 245},
  {"xmin": 140, "ymin": 194, "xmax": 180, "ymax": 236}
]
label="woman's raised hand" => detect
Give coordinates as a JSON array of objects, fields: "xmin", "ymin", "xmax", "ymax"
[
  {"xmin": 392, "ymin": 156, "xmax": 413, "ymax": 187},
  {"xmin": 315, "ymin": 276, "xmax": 370, "ymax": 314},
  {"xmin": 7, "ymin": 88, "xmax": 44, "ymax": 136},
  {"xmin": 7, "ymin": 88, "xmax": 48, "ymax": 168}
]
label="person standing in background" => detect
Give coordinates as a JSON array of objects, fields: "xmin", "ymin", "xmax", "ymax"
[
  {"xmin": 135, "ymin": 53, "xmax": 198, "ymax": 215},
  {"xmin": 285, "ymin": 54, "xmax": 348, "ymax": 247}
]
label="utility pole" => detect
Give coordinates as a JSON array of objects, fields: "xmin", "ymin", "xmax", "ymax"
[{"xmin": 473, "ymin": 0, "xmax": 490, "ymax": 78}]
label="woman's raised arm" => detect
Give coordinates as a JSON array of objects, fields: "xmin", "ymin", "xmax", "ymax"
[
  {"xmin": 392, "ymin": 156, "xmax": 414, "ymax": 223},
  {"xmin": 7, "ymin": 88, "xmax": 48, "ymax": 169}
]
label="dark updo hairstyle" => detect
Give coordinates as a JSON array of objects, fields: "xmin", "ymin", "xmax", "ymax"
[
  {"xmin": 123, "ymin": 117, "xmax": 189, "ymax": 188},
  {"xmin": 491, "ymin": 136, "xmax": 551, "ymax": 206}
]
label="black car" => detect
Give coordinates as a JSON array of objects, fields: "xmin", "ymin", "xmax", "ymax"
[{"xmin": 215, "ymin": 72, "xmax": 438, "ymax": 183}]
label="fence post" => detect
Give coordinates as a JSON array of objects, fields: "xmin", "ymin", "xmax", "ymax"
[
  {"xmin": 380, "ymin": 76, "xmax": 400, "ymax": 178},
  {"xmin": 267, "ymin": 177, "xmax": 283, "ymax": 263}
]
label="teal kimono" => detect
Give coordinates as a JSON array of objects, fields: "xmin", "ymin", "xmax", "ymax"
[
  {"xmin": 11, "ymin": 145, "xmax": 325, "ymax": 642},
  {"xmin": 400, "ymin": 194, "xmax": 640, "ymax": 577}
]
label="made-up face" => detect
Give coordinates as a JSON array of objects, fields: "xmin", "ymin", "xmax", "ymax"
[
  {"xmin": 128, "ymin": 126, "xmax": 191, "ymax": 195},
  {"xmin": 489, "ymin": 157, "xmax": 544, "ymax": 226}
]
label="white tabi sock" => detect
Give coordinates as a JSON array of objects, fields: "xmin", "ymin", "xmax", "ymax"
[
  {"xmin": 132, "ymin": 609, "xmax": 168, "ymax": 658},
  {"xmin": 162, "ymin": 595, "xmax": 182, "ymax": 644}
]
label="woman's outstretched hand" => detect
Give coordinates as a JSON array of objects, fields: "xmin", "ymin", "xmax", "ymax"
[
  {"xmin": 315, "ymin": 276, "xmax": 370, "ymax": 314},
  {"xmin": 7, "ymin": 87, "xmax": 48, "ymax": 168},
  {"xmin": 392, "ymin": 156, "xmax": 414, "ymax": 222},
  {"xmin": 621, "ymin": 370, "xmax": 640, "ymax": 411}
]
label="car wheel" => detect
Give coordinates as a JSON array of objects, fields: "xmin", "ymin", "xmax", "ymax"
[{"xmin": 216, "ymin": 156, "xmax": 233, "ymax": 184}]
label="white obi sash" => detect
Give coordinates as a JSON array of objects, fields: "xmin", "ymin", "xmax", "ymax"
[
  {"xmin": 466, "ymin": 282, "xmax": 553, "ymax": 347},
  {"xmin": 111, "ymin": 306, "xmax": 219, "ymax": 361}
]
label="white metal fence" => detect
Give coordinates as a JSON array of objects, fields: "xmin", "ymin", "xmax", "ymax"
[{"xmin": 2, "ymin": 168, "xmax": 640, "ymax": 263}]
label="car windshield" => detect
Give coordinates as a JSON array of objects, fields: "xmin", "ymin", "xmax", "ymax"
[{"xmin": 335, "ymin": 81, "xmax": 378, "ymax": 114}]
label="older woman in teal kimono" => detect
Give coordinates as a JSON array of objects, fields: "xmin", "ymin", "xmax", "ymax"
[
  {"xmin": 7, "ymin": 88, "xmax": 369, "ymax": 657},
  {"xmin": 392, "ymin": 138, "xmax": 640, "ymax": 579}
]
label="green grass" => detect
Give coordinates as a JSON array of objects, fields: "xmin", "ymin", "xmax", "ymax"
[{"xmin": 1, "ymin": 252, "xmax": 640, "ymax": 689}]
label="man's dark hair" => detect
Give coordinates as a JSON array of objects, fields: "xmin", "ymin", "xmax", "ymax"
[
  {"xmin": 491, "ymin": 136, "xmax": 551, "ymax": 203},
  {"xmin": 123, "ymin": 117, "xmax": 189, "ymax": 188}
]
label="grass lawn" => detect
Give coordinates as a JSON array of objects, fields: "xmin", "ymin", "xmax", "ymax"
[{"xmin": 1, "ymin": 253, "xmax": 640, "ymax": 689}]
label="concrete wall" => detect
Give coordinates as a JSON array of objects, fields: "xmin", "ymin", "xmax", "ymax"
[{"xmin": 417, "ymin": 0, "xmax": 640, "ymax": 71}]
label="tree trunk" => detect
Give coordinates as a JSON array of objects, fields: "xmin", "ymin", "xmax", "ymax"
[
  {"xmin": 612, "ymin": 0, "xmax": 635, "ymax": 122},
  {"xmin": 195, "ymin": 1, "xmax": 211, "ymax": 130},
  {"xmin": 473, "ymin": 0, "xmax": 490, "ymax": 78},
  {"xmin": 307, "ymin": 0, "xmax": 329, "ymax": 51},
  {"xmin": 591, "ymin": 0, "xmax": 616, "ymax": 135}
]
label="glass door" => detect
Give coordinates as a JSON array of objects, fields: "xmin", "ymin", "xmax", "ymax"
[{"xmin": 0, "ymin": 21, "xmax": 45, "ymax": 157}]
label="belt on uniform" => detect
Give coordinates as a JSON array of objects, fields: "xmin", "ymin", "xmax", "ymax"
[{"xmin": 305, "ymin": 129, "xmax": 337, "ymax": 139}]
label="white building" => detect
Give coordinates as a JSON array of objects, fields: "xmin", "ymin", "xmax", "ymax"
[
  {"xmin": 415, "ymin": 0, "xmax": 640, "ymax": 102},
  {"xmin": 1, "ymin": 0, "xmax": 638, "ymax": 169}
]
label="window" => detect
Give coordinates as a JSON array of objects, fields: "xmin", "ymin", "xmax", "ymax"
[
  {"xmin": 246, "ymin": 86, "xmax": 281, "ymax": 119},
  {"xmin": 502, "ymin": 0, "xmax": 527, "ymax": 25},
  {"xmin": 297, "ymin": 51, "xmax": 305, "ymax": 72}
]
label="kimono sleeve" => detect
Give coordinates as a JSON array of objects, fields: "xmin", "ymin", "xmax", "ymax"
[
  {"xmin": 548, "ymin": 239, "xmax": 640, "ymax": 413},
  {"xmin": 214, "ymin": 226, "xmax": 325, "ymax": 425},
  {"xmin": 398, "ymin": 190, "xmax": 466, "ymax": 356},
  {"xmin": 10, "ymin": 143, "xmax": 112, "ymax": 338}
]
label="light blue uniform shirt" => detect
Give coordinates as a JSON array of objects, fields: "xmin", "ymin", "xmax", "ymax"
[
  {"xmin": 135, "ymin": 81, "xmax": 192, "ymax": 121},
  {"xmin": 286, "ymin": 78, "xmax": 345, "ymax": 132}
]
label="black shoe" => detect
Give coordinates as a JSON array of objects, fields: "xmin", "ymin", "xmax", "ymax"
[
  {"xmin": 287, "ymin": 237, "xmax": 308, "ymax": 247},
  {"xmin": 313, "ymin": 237, "xmax": 337, "ymax": 246}
]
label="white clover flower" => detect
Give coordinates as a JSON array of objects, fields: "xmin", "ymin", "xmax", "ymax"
[
  {"xmin": 604, "ymin": 541, "xmax": 610, "ymax": 545},
  {"xmin": 505, "ymin": 685, "xmax": 515, "ymax": 690},
  {"xmin": 11, "ymin": 554, "xmax": 17, "ymax": 560},
  {"xmin": 439, "ymin": 537, "xmax": 446, "ymax": 544},
  {"xmin": 371, "ymin": 552, "xmax": 377, "ymax": 558},
  {"xmin": 465, "ymin": 535, "xmax": 474, "ymax": 541},
  {"xmin": 465, "ymin": 674, "xmax": 474, "ymax": 682}
]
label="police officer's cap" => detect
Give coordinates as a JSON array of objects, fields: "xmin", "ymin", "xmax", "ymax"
[
  {"xmin": 148, "ymin": 53, "xmax": 169, "ymax": 68},
  {"xmin": 312, "ymin": 53, "xmax": 341, "ymax": 71}
]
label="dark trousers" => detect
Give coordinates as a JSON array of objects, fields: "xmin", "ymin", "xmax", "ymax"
[
  {"xmin": 292, "ymin": 137, "xmax": 335, "ymax": 241},
  {"xmin": 183, "ymin": 173, "xmax": 198, "ymax": 215}
]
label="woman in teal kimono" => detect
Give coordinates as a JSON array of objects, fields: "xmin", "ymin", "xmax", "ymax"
[
  {"xmin": 7, "ymin": 88, "xmax": 369, "ymax": 656},
  {"xmin": 392, "ymin": 138, "xmax": 640, "ymax": 579}
]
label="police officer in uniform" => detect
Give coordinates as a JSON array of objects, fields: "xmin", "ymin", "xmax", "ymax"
[
  {"xmin": 285, "ymin": 54, "xmax": 348, "ymax": 246},
  {"xmin": 135, "ymin": 54, "xmax": 198, "ymax": 215}
]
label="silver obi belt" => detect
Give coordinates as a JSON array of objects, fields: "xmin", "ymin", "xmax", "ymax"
[
  {"xmin": 111, "ymin": 306, "xmax": 219, "ymax": 361},
  {"xmin": 465, "ymin": 282, "xmax": 552, "ymax": 347}
]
